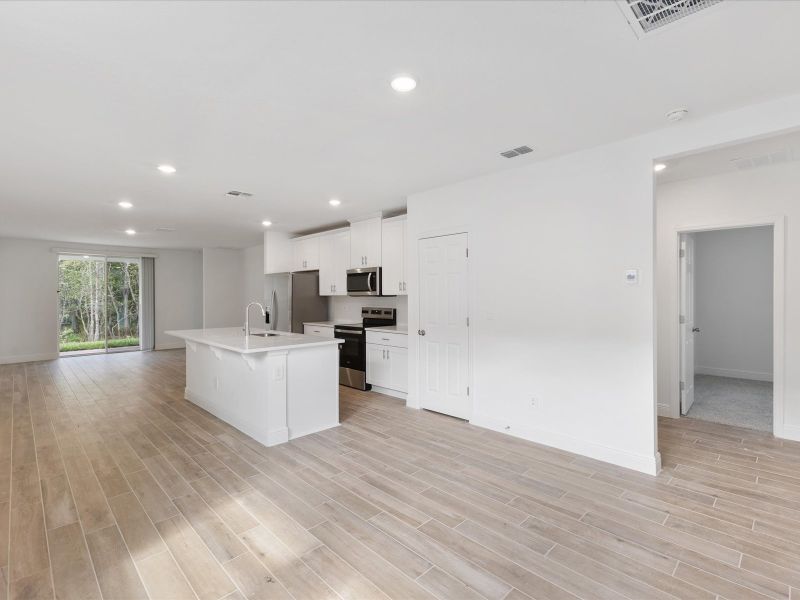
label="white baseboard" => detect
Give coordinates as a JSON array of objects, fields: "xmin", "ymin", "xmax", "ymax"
[
  {"xmin": 470, "ymin": 413, "xmax": 660, "ymax": 475},
  {"xmin": 0, "ymin": 352, "xmax": 59, "ymax": 365},
  {"xmin": 695, "ymin": 366, "xmax": 772, "ymax": 382},
  {"xmin": 156, "ymin": 342, "xmax": 186, "ymax": 351},
  {"xmin": 370, "ymin": 385, "xmax": 407, "ymax": 400},
  {"xmin": 779, "ymin": 423, "xmax": 800, "ymax": 442}
]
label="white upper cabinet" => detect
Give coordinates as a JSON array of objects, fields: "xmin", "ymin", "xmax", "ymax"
[
  {"xmin": 264, "ymin": 230, "xmax": 291, "ymax": 274},
  {"xmin": 318, "ymin": 229, "xmax": 349, "ymax": 296},
  {"xmin": 349, "ymin": 217, "xmax": 382, "ymax": 268},
  {"xmin": 291, "ymin": 235, "xmax": 320, "ymax": 271},
  {"xmin": 381, "ymin": 216, "xmax": 407, "ymax": 295}
]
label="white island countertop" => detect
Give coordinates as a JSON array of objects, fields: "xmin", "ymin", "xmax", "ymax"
[{"xmin": 165, "ymin": 327, "xmax": 341, "ymax": 354}]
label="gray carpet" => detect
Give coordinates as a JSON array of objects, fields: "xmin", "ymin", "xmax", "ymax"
[{"xmin": 686, "ymin": 374, "xmax": 772, "ymax": 432}]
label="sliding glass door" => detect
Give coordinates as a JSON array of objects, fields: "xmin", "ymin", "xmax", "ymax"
[
  {"xmin": 105, "ymin": 258, "xmax": 140, "ymax": 352},
  {"xmin": 58, "ymin": 255, "xmax": 141, "ymax": 355}
]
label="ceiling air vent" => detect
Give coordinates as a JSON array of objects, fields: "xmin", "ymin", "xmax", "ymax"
[
  {"xmin": 500, "ymin": 145, "xmax": 533, "ymax": 159},
  {"xmin": 617, "ymin": 0, "xmax": 723, "ymax": 38},
  {"xmin": 226, "ymin": 190, "xmax": 253, "ymax": 197}
]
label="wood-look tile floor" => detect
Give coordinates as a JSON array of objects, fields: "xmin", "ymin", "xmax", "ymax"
[{"xmin": 2, "ymin": 351, "xmax": 800, "ymax": 600}]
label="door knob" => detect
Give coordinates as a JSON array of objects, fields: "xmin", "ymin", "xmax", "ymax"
[
  {"xmin": 692, "ymin": 327, "xmax": 701, "ymax": 333},
  {"xmin": 418, "ymin": 329, "xmax": 426, "ymax": 336}
]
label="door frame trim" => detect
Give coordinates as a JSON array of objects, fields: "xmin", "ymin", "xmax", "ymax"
[
  {"xmin": 415, "ymin": 231, "xmax": 473, "ymax": 421},
  {"xmin": 671, "ymin": 216, "xmax": 785, "ymax": 436}
]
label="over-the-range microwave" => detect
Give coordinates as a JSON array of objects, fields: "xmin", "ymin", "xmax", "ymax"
[{"xmin": 346, "ymin": 266, "xmax": 383, "ymax": 296}]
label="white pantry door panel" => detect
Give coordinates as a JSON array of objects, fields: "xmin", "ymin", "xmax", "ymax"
[
  {"xmin": 418, "ymin": 233, "xmax": 469, "ymax": 419},
  {"xmin": 680, "ymin": 234, "xmax": 696, "ymax": 415}
]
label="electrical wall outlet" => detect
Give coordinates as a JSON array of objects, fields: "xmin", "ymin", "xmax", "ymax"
[{"xmin": 530, "ymin": 397, "xmax": 539, "ymax": 408}]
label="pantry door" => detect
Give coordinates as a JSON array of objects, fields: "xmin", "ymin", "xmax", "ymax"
[{"xmin": 418, "ymin": 233, "xmax": 470, "ymax": 419}]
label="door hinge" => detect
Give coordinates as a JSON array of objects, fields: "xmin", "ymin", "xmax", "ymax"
[
  {"xmin": 680, "ymin": 381, "xmax": 685, "ymax": 391},
  {"xmin": 466, "ymin": 248, "xmax": 469, "ymax": 258},
  {"xmin": 679, "ymin": 249, "xmax": 685, "ymax": 258},
  {"xmin": 679, "ymin": 315, "xmax": 685, "ymax": 324},
  {"xmin": 467, "ymin": 386, "xmax": 470, "ymax": 396},
  {"xmin": 466, "ymin": 317, "xmax": 469, "ymax": 327}
]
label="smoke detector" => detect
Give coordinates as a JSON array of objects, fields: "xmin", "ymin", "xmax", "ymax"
[
  {"xmin": 617, "ymin": 0, "xmax": 724, "ymax": 38},
  {"xmin": 226, "ymin": 190, "xmax": 253, "ymax": 197},
  {"xmin": 500, "ymin": 145, "xmax": 533, "ymax": 159},
  {"xmin": 666, "ymin": 108, "xmax": 689, "ymax": 122}
]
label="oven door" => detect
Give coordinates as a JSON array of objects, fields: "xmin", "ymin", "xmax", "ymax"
[
  {"xmin": 334, "ymin": 326, "xmax": 369, "ymax": 390},
  {"xmin": 347, "ymin": 267, "xmax": 381, "ymax": 296},
  {"xmin": 335, "ymin": 328, "xmax": 365, "ymax": 371}
]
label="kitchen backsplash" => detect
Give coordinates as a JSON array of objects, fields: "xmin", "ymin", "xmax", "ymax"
[{"xmin": 329, "ymin": 295, "xmax": 407, "ymax": 324}]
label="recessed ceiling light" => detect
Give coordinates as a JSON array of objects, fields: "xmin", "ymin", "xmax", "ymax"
[
  {"xmin": 157, "ymin": 164, "xmax": 176, "ymax": 174},
  {"xmin": 654, "ymin": 163, "xmax": 667, "ymax": 172},
  {"xmin": 261, "ymin": 220, "xmax": 272, "ymax": 227},
  {"xmin": 329, "ymin": 198, "xmax": 341, "ymax": 207},
  {"xmin": 390, "ymin": 75, "xmax": 417, "ymax": 93},
  {"xmin": 125, "ymin": 228, "xmax": 136, "ymax": 235},
  {"xmin": 118, "ymin": 200, "xmax": 133, "ymax": 209}
]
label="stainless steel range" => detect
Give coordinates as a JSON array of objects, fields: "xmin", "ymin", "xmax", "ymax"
[{"xmin": 335, "ymin": 307, "xmax": 396, "ymax": 390}]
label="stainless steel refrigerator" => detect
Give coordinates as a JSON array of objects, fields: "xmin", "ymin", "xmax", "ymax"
[{"xmin": 264, "ymin": 271, "xmax": 329, "ymax": 333}]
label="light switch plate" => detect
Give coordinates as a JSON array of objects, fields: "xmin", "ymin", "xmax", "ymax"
[{"xmin": 625, "ymin": 269, "xmax": 639, "ymax": 284}]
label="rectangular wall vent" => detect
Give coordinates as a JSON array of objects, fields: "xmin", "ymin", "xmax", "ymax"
[
  {"xmin": 730, "ymin": 149, "xmax": 794, "ymax": 171},
  {"xmin": 226, "ymin": 190, "xmax": 253, "ymax": 197},
  {"xmin": 500, "ymin": 145, "xmax": 533, "ymax": 158},
  {"xmin": 618, "ymin": 0, "xmax": 723, "ymax": 38}
]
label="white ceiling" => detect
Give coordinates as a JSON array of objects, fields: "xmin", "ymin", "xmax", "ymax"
[
  {"xmin": 2, "ymin": 1, "xmax": 800, "ymax": 249},
  {"xmin": 656, "ymin": 128, "xmax": 800, "ymax": 183}
]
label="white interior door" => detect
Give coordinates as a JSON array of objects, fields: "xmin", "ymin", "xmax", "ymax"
[
  {"xmin": 418, "ymin": 233, "xmax": 470, "ymax": 419},
  {"xmin": 680, "ymin": 234, "xmax": 696, "ymax": 415}
]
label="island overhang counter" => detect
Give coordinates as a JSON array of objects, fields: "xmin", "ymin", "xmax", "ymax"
[{"xmin": 165, "ymin": 327, "xmax": 341, "ymax": 447}]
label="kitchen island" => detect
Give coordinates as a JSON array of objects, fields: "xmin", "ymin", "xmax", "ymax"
[{"xmin": 165, "ymin": 327, "xmax": 341, "ymax": 447}]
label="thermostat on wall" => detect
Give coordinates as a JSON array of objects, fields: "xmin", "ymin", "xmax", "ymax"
[{"xmin": 625, "ymin": 269, "xmax": 639, "ymax": 284}]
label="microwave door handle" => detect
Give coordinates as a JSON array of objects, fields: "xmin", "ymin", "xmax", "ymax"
[{"xmin": 367, "ymin": 272, "xmax": 375, "ymax": 293}]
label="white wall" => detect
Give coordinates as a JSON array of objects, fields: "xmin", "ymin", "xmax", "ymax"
[
  {"xmin": 0, "ymin": 237, "xmax": 203, "ymax": 361},
  {"xmin": 154, "ymin": 249, "xmax": 203, "ymax": 350},
  {"xmin": 657, "ymin": 161, "xmax": 799, "ymax": 437},
  {"xmin": 693, "ymin": 227, "xmax": 773, "ymax": 381},
  {"xmin": 407, "ymin": 92, "xmax": 800, "ymax": 474},
  {"xmin": 0, "ymin": 238, "xmax": 60, "ymax": 363},
  {"xmin": 242, "ymin": 244, "xmax": 265, "ymax": 306},
  {"xmin": 202, "ymin": 248, "xmax": 244, "ymax": 328}
]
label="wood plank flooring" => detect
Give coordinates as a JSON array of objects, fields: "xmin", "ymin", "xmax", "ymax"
[{"xmin": 2, "ymin": 350, "xmax": 800, "ymax": 599}]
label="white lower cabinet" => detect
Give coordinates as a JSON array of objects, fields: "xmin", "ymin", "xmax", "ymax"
[
  {"xmin": 303, "ymin": 324, "xmax": 335, "ymax": 338},
  {"xmin": 366, "ymin": 343, "xmax": 407, "ymax": 394}
]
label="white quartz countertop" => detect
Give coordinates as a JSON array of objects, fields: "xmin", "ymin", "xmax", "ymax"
[
  {"xmin": 303, "ymin": 320, "xmax": 358, "ymax": 327},
  {"xmin": 367, "ymin": 325, "xmax": 408, "ymax": 334},
  {"xmin": 165, "ymin": 327, "xmax": 342, "ymax": 355}
]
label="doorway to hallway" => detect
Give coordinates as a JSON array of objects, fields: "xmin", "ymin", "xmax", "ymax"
[{"xmin": 679, "ymin": 226, "xmax": 774, "ymax": 432}]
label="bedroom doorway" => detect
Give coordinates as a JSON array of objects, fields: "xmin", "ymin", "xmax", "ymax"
[{"xmin": 679, "ymin": 226, "xmax": 774, "ymax": 432}]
